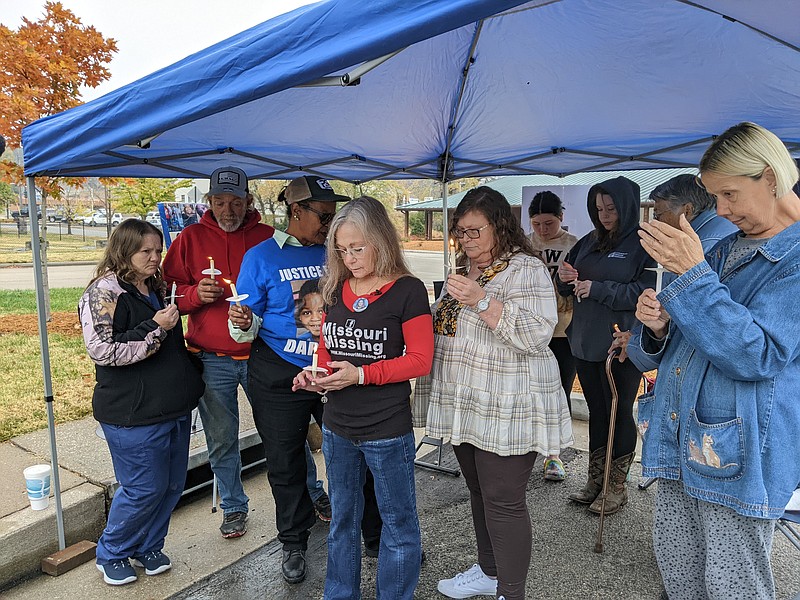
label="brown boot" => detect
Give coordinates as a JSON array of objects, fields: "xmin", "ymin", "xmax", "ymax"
[
  {"xmin": 568, "ymin": 447, "xmax": 606, "ymax": 504},
  {"xmin": 588, "ymin": 452, "xmax": 635, "ymax": 515}
]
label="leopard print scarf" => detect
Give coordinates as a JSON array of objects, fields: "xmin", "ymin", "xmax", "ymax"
[{"xmin": 433, "ymin": 258, "xmax": 510, "ymax": 337}]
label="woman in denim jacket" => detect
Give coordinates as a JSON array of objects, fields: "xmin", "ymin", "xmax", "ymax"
[{"xmin": 627, "ymin": 122, "xmax": 800, "ymax": 600}]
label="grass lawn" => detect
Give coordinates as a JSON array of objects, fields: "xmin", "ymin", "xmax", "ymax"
[
  {"xmin": 0, "ymin": 231, "xmax": 104, "ymax": 264},
  {"xmin": 0, "ymin": 332, "xmax": 95, "ymax": 442},
  {"xmin": 0, "ymin": 288, "xmax": 85, "ymax": 316},
  {"xmin": 0, "ymin": 287, "xmax": 93, "ymax": 442}
]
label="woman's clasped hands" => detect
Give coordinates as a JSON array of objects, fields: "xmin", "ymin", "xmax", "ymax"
[
  {"xmin": 558, "ymin": 260, "xmax": 591, "ymax": 300},
  {"xmin": 292, "ymin": 360, "xmax": 360, "ymax": 393}
]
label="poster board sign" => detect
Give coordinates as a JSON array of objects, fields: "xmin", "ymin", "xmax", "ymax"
[
  {"xmin": 520, "ymin": 186, "xmax": 594, "ymax": 240},
  {"xmin": 158, "ymin": 202, "xmax": 208, "ymax": 248}
]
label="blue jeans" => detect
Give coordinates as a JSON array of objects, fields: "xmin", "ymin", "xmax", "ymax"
[
  {"xmin": 197, "ymin": 352, "xmax": 325, "ymax": 513},
  {"xmin": 322, "ymin": 426, "xmax": 420, "ymax": 600},
  {"xmin": 196, "ymin": 352, "xmax": 250, "ymax": 515},
  {"xmin": 97, "ymin": 416, "xmax": 190, "ymax": 563}
]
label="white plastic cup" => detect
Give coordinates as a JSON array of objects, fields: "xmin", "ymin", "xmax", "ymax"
[{"xmin": 23, "ymin": 464, "xmax": 52, "ymax": 510}]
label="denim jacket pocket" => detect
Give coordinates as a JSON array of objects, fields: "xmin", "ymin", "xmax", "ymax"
[
  {"xmin": 684, "ymin": 409, "xmax": 745, "ymax": 481},
  {"xmin": 635, "ymin": 391, "xmax": 655, "ymax": 441}
]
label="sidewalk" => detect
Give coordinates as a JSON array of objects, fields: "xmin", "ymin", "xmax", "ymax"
[{"xmin": 3, "ymin": 400, "xmax": 800, "ymax": 599}]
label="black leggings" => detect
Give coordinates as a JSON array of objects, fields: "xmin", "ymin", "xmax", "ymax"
[
  {"xmin": 453, "ymin": 443, "xmax": 537, "ymax": 600},
  {"xmin": 574, "ymin": 357, "xmax": 641, "ymax": 458},
  {"xmin": 549, "ymin": 336, "xmax": 576, "ymax": 413}
]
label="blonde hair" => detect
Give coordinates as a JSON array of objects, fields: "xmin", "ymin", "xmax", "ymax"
[
  {"xmin": 90, "ymin": 219, "xmax": 164, "ymax": 291},
  {"xmin": 699, "ymin": 122, "xmax": 799, "ymax": 196},
  {"xmin": 320, "ymin": 196, "xmax": 410, "ymax": 305}
]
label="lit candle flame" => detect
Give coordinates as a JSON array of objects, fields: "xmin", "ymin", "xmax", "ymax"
[{"xmin": 223, "ymin": 278, "xmax": 241, "ymax": 306}]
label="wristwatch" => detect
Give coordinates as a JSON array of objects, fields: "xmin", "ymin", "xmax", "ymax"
[{"xmin": 474, "ymin": 295, "xmax": 490, "ymax": 313}]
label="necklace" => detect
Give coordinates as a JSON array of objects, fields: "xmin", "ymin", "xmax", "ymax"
[
  {"xmin": 353, "ymin": 275, "xmax": 378, "ymax": 297},
  {"xmin": 352, "ymin": 274, "xmax": 379, "ymax": 312}
]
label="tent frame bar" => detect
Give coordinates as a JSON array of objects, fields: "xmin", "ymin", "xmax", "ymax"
[
  {"xmin": 34, "ymin": 137, "xmax": 747, "ymax": 181},
  {"xmin": 27, "ymin": 176, "xmax": 66, "ymax": 551},
  {"xmin": 675, "ymin": 0, "xmax": 800, "ymax": 54},
  {"xmin": 298, "ymin": 49, "xmax": 406, "ymax": 87}
]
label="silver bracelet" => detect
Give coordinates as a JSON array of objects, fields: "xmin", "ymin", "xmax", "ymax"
[{"xmin": 357, "ymin": 366, "xmax": 365, "ymax": 386}]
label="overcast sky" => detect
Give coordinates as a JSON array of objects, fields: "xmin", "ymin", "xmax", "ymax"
[{"xmin": 0, "ymin": 0, "xmax": 311, "ymax": 101}]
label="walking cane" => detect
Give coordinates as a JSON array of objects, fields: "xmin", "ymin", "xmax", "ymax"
[{"xmin": 594, "ymin": 345, "xmax": 622, "ymax": 554}]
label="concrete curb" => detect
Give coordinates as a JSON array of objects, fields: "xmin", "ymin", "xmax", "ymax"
[{"xmin": 0, "ymin": 483, "xmax": 106, "ymax": 591}]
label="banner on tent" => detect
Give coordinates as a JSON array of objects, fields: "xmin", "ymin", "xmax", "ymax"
[
  {"xmin": 157, "ymin": 202, "xmax": 208, "ymax": 248},
  {"xmin": 521, "ymin": 186, "xmax": 594, "ymax": 240}
]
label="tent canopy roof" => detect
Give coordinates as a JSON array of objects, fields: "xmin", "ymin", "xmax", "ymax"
[{"xmin": 22, "ymin": 0, "xmax": 800, "ymax": 182}]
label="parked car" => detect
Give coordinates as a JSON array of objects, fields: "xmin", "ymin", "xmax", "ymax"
[
  {"xmin": 146, "ymin": 211, "xmax": 161, "ymax": 226},
  {"xmin": 80, "ymin": 211, "xmax": 123, "ymax": 227},
  {"xmin": 10, "ymin": 205, "xmax": 42, "ymax": 220},
  {"xmin": 46, "ymin": 208, "xmax": 68, "ymax": 222}
]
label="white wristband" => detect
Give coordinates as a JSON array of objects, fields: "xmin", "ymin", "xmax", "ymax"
[{"xmin": 357, "ymin": 366, "xmax": 365, "ymax": 386}]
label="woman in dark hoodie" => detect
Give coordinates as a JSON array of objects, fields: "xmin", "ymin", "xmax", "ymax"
[{"xmin": 557, "ymin": 176, "xmax": 654, "ymax": 514}]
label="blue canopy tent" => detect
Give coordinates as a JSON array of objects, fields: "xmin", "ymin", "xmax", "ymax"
[
  {"xmin": 17, "ymin": 0, "xmax": 800, "ymax": 548},
  {"xmin": 21, "ymin": 0, "xmax": 800, "ymax": 180}
]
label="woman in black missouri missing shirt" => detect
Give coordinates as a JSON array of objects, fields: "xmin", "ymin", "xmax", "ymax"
[{"xmin": 293, "ymin": 196, "xmax": 433, "ymax": 599}]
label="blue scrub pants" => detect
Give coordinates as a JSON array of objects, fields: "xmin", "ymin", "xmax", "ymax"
[{"xmin": 96, "ymin": 415, "xmax": 190, "ymax": 563}]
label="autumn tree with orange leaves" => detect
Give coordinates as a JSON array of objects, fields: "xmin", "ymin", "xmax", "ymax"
[
  {"xmin": 0, "ymin": 1, "xmax": 117, "ymax": 197},
  {"xmin": 0, "ymin": 2, "xmax": 116, "ymax": 316}
]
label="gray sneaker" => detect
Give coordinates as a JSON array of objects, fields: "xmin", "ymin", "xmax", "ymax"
[{"xmin": 220, "ymin": 511, "xmax": 248, "ymax": 538}]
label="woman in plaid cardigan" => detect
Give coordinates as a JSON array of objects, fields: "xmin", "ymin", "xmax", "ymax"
[{"xmin": 415, "ymin": 187, "xmax": 573, "ymax": 600}]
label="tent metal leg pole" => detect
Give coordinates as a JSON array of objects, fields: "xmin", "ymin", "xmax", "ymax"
[
  {"xmin": 27, "ymin": 176, "xmax": 66, "ymax": 550},
  {"xmin": 441, "ymin": 178, "xmax": 449, "ymax": 281}
]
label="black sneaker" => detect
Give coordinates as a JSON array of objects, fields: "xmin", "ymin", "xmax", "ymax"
[
  {"xmin": 313, "ymin": 492, "xmax": 332, "ymax": 523},
  {"xmin": 220, "ymin": 511, "xmax": 248, "ymax": 539}
]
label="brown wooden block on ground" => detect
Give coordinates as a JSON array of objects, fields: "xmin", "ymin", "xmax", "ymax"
[{"xmin": 41, "ymin": 540, "xmax": 97, "ymax": 576}]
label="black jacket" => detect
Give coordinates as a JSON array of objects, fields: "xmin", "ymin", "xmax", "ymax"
[
  {"xmin": 79, "ymin": 272, "xmax": 204, "ymax": 426},
  {"xmin": 557, "ymin": 176, "xmax": 655, "ymax": 361}
]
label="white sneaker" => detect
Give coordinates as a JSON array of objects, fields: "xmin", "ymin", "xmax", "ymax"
[{"xmin": 437, "ymin": 564, "xmax": 498, "ymax": 599}]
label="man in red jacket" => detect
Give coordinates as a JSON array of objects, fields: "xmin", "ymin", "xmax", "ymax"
[{"xmin": 162, "ymin": 166, "xmax": 332, "ymax": 539}]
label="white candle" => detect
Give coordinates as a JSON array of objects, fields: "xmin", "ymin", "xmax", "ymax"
[
  {"xmin": 311, "ymin": 348, "xmax": 318, "ymax": 376},
  {"xmin": 229, "ymin": 280, "xmax": 241, "ymax": 306},
  {"xmin": 169, "ymin": 281, "xmax": 177, "ymax": 305},
  {"xmin": 655, "ymin": 262, "xmax": 664, "ymax": 294},
  {"xmin": 208, "ymin": 256, "xmax": 215, "ymax": 281},
  {"xmin": 449, "ymin": 238, "xmax": 457, "ymax": 271}
]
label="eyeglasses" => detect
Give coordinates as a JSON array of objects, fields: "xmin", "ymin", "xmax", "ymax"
[
  {"xmin": 334, "ymin": 246, "xmax": 368, "ymax": 258},
  {"xmin": 451, "ymin": 224, "xmax": 490, "ymax": 239},
  {"xmin": 299, "ymin": 203, "xmax": 335, "ymax": 226}
]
